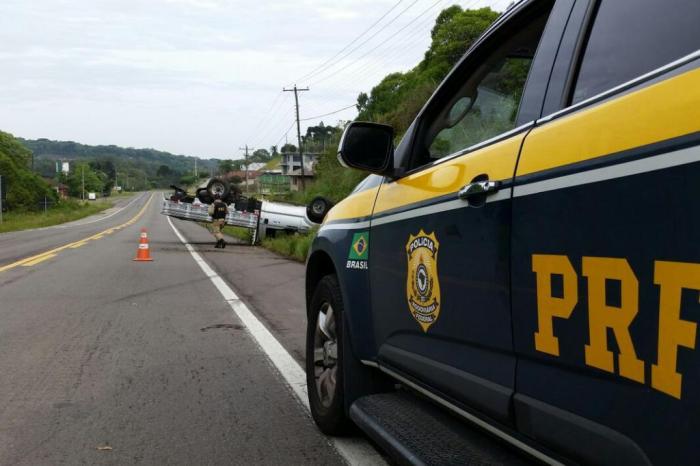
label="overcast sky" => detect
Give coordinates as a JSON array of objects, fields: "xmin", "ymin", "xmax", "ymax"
[{"xmin": 0, "ymin": 0, "xmax": 508, "ymax": 159}]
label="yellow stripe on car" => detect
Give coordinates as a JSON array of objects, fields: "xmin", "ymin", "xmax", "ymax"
[
  {"xmin": 373, "ymin": 135, "xmax": 524, "ymax": 215},
  {"xmin": 518, "ymin": 67, "xmax": 700, "ymax": 177},
  {"xmin": 324, "ymin": 186, "xmax": 380, "ymax": 224}
]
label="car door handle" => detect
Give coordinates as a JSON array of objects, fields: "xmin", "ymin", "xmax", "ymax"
[{"xmin": 458, "ymin": 180, "xmax": 500, "ymax": 201}]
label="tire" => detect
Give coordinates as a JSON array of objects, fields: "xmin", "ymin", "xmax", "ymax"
[
  {"xmin": 306, "ymin": 274, "xmax": 352, "ymax": 434},
  {"xmin": 196, "ymin": 188, "xmax": 212, "ymax": 205},
  {"xmin": 206, "ymin": 178, "xmax": 230, "ymax": 199},
  {"xmin": 306, "ymin": 196, "xmax": 333, "ymax": 224}
]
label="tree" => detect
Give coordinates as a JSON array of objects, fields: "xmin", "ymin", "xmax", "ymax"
[
  {"xmin": 0, "ymin": 131, "xmax": 56, "ymax": 210},
  {"xmin": 180, "ymin": 174, "xmax": 197, "ymax": 186},
  {"xmin": 64, "ymin": 162, "xmax": 104, "ymax": 197},
  {"xmin": 303, "ymin": 122, "xmax": 342, "ymax": 152},
  {"xmin": 281, "ymin": 143, "xmax": 297, "ymax": 153},
  {"xmin": 156, "ymin": 165, "xmax": 172, "ymax": 177},
  {"xmin": 355, "ymin": 6, "xmax": 499, "ymax": 137},
  {"xmin": 219, "ymin": 159, "xmax": 235, "ymax": 174},
  {"xmin": 251, "ymin": 148, "xmax": 271, "ymax": 163},
  {"xmin": 89, "ymin": 159, "xmax": 116, "ymax": 192}
]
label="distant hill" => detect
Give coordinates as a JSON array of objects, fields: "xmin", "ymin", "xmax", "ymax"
[{"xmin": 19, "ymin": 138, "xmax": 220, "ymax": 183}]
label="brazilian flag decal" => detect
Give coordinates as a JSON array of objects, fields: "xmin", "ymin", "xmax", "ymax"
[{"xmin": 348, "ymin": 232, "xmax": 369, "ymax": 260}]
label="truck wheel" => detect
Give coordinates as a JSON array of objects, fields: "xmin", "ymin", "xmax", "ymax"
[
  {"xmin": 307, "ymin": 274, "xmax": 351, "ymax": 434},
  {"xmin": 206, "ymin": 178, "xmax": 230, "ymax": 199},
  {"xmin": 196, "ymin": 188, "xmax": 212, "ymax": 205},
  {"xmin": 306, "ymin": 196, "xmax": 333, "ymax": 224}
]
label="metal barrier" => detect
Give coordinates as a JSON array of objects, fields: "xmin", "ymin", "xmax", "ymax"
[{"xmin": 161, "ymin": 199, "xmax": 259, "ymax": 230}]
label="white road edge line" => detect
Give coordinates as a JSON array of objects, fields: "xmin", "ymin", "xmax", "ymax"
[{"xmin": 166, "ymin": 216, "xmax": 385, "ymax": 466}]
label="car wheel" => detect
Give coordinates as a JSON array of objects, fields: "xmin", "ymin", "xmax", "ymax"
[{"xmin": 306, "ymin": 274, "xmax": 351, "ymax": 434}]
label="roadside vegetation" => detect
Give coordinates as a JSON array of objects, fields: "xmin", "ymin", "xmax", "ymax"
[
  {"xmin": 262, "ymin": 231, "xmax": 315, "ymax": 262},
  {"xmin": 0, "ymin": 199, "xmax": 113, "ymax": 234},
  {"xmin": 0, "ymin": 131, "xmax": 118, "ymax": 234},
  {"xmin": 225, "ymin": 226, "xmax": 253, "ymax": 243}
]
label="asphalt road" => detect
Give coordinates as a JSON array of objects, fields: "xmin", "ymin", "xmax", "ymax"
[{"xmin": 0, "ymin": 193, "xmax": 382, "ymax": 465}]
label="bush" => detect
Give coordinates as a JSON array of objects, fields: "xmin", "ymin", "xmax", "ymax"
[{"xmin": 262, "ymin": 230, "xmax": 316, "ymax": 262}]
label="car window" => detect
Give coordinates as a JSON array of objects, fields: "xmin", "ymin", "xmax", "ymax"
[
  {"xmin": 572, "ymin": 0, "xmax": 700, "ymax": 104},
  {"xmin": 420, "ymin": 6, "xmax": 552, "ymax": 163},
  {"xmin": 350, "ymin": 174, "xmax": 382, "ymax": 194}
]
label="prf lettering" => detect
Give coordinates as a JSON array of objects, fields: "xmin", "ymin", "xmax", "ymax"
[{"xmin": 532, "ymin": 254, "xmax": 700, "ymax": 400}]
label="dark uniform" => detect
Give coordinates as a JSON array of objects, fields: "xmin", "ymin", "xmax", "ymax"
[{"xmin": 208, "ymin": 198, "xmax": 228, "ymax": 248}]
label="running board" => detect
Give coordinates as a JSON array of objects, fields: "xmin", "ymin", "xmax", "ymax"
[{"xmin": 349, "ymin": 391, "xmax": 533, "ymax": 466}]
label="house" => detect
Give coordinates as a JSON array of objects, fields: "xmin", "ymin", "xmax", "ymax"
[
  {"xmin": 258, "ymin": 170, "xmax": 290, "ymax": 195},
  {"xmin": 280, "ymin": 152, "xmax": 319, "ymax": 191}
]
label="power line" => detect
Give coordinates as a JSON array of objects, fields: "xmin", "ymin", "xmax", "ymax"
[
  {"xmin": 298, "ymin": 8, "xmax": 444, "ymax": 118},
  {"xmin": 248, "ymin": 94, "xmax": 291, "ymax": 148},
  {"xmin": 300, "ymin": 0, "xmax": 422, "ymax": 84},
  {"xmin": 309, "ymin": 0, "xmax": 496, "ymax": 91},
  {"xmin": 310, "ymin": 0, "xmax": 447, "ymax": 87},
  {"xmin": 300, "ymin": 104, "xmax": 357, "ymax": 122},
  {"xmin": 247, "ymin": 90, "xmax": 284, "ymax": 141},
  {"xmin": 261, "ymin": 0, "xmax": 502, "ymax": 149},
  {"xmin": 293, "ymin": 0, "xmax": 406, "ymax": 84},
  {"xmin": 316, "ymin": 8, "xmax": 442, "ymax": 92},
  {"xmin": 251, "ymin": 103, "xmax": 296, "ymax": 149},
  {"xmin": 274, "ymin": 121, "xmax": 296, "ymax": 148}
]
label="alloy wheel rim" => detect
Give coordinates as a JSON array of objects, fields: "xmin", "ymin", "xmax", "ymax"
[
  {"xmin": 313, "ymin": 301, "xmax": 338, "ymax": 408},
  {"xmin": 210, "ymin": 182, "xmax": 226, "ymax": 195},
  {"xmin": 312, "ymin": 200, "xmax": 325, "ymax": 215}
]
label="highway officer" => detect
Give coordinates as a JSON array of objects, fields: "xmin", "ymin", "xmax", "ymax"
[{"xmin": 208, "ymin": 194, "xmax": 228, "ymax": 249}]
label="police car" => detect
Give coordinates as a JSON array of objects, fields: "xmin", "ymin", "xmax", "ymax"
[{"xmin": 304, "ymin": 0, "xmax": 700, "ymax": 464}]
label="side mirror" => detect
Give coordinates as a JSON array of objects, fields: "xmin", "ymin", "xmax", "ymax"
[{"xmin": 338, "ymin": 122, "xmax": 395, "ymax": 176}]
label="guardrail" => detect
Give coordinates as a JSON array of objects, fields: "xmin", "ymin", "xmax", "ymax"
[{"xmin": 161, "ymin": 199, "xmax": 259, "ymax": 230}]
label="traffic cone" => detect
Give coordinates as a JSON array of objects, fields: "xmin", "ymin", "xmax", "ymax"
[{"xmin": 133, "ymin": 228, "xmax": 153, "ymax": 261}]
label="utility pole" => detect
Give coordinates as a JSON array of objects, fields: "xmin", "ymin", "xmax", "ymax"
[
  {"xmin": 0, "ymin": 175, "xmax": 3, "ymax": 224},
  {"xmin": 81, "ymin": 165, "xmax": 85, "ymax": 201},
  {"xmin": 238, "ymin": 145, "xmax": 254, "ymax": 194},
  {"xmin": 283, "ymin": 85, "xmax": 309, "ymax": 190},
  {"xmin": 194, "ymin": 158, "xmax": 198, "ymax": 179}
]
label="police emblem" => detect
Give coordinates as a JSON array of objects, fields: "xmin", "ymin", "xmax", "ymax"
[{"xmin": 406, "ymin": 230, "xmax": 441, "ymax": 332}]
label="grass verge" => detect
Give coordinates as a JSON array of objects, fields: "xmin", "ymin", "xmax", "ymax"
[
  {"xmin": 194, "ymin": 221, "xmax": 315, "ymax": 262},
  {"xmin": 227, "ymin": 226, "xmax": 254, "ymax": 243},
  {"xmin": 0, "ymin": 199, "xmax": 113, "ymax": 234},
  {"xmin": 262, "ymin": 230, "xmax": 315, "ymax": 262}
]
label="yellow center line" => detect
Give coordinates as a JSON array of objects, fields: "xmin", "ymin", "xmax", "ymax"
[
  {"xmin": 22, "ymin": 254, "xmax": 58, "ymax": 267},
  {"xmin": 0, "ymin": 193, "xmax": 154, "ymax": 273}
]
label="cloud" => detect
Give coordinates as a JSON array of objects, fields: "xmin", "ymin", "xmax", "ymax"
[{"xmin": 0, "ymin": 0, "xmax": 504, "ymax": 157}]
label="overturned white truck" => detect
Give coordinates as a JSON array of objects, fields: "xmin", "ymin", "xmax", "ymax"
[{"xmin": 161, "ymin": 178, "xmax": 332, "ymax": 244}]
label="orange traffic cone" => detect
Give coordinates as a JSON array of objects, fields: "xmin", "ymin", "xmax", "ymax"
[{"xmin": 133, "ymin": 228, "xmax": 153, "ymax": 261}]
